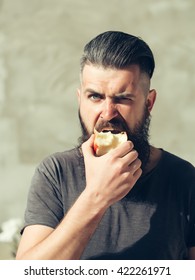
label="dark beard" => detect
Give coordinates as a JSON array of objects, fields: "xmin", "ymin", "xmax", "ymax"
[{"xmin": 78, "ymin": 106, "xmax": 151, "ymax": 172}]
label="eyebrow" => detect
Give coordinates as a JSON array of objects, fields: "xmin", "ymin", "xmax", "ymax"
[
  {"xmin": 83, "ymin": 88, "xmax": 103, "ymax": 95},
  {"xmin": 114, "ymin": 92, "xmax": 135, "ymax": 98},
  {"xmin": 83, "ymin": 88, "xmax": 135, "ymax": 98}
]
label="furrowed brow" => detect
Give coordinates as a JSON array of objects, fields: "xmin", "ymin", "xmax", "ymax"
[
  {"xmin": 115, "ymin": 92, "xmax": 135, "ymax": 98},
  {"xmin": 84, "ymin": 88, "xmax": 105, "ymax": 96}
]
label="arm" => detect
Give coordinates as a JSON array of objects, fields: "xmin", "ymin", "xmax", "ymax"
[
  {"xmin": 16, "ymin": 135, "xmax": 142, "ymax": 260},
  {"xmin": 16, "ymin": 190, "xmax": 108, "ymax": 260},
  {"xmin": 188, "ymin": 247, "xmax": 195, "ymax": 259}
]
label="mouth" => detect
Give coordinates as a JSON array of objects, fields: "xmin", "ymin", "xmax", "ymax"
[
  {"xmin": 101, "ymin": 128, "xmax": 123, "ymax": 134},
  {"xmin": 95, "ymin": 119, "xmax": 127, "ymax": 135}
]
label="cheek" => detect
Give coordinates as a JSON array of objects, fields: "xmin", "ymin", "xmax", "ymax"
[
  {"xmin": 79, "ymin": 104, "xmax": 100, "ymax": 131},
  {"xmin": 81, "ymin": 99, "xmax": 102, "ymax": 118},
  {"xmin": 80, "ymin": 103, "xmax": 98, "ymax": 120},
  {"xmin": 117, "ymin": 104, "xmax": 134, "ymax": 120},
  {"xmin": 118, "ymin": 103, "xmax": 145, "ymax": 128}
]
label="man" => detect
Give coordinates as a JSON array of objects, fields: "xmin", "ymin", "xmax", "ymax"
[{"xmin": 16, "ymin": 31, "xmax": 195, "ymax": 260}]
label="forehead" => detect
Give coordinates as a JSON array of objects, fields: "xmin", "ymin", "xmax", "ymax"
[{"xmin": 81, "ymin": 64, "xmax": 147, "ymax": 94}]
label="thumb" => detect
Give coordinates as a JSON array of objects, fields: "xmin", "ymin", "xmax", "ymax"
[{"xmin": 81, "ymin": 134, "xmax": 95, "ymax": 158}]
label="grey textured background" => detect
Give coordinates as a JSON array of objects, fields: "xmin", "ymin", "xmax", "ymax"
[{"xmin": 0, "ymin": 0, "xmax": 195, "ymax": 258}]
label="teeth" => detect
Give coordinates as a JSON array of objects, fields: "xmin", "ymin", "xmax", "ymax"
[{"xmin": 102, "ymin": 130, "xmax": 121, "ymax": 134}]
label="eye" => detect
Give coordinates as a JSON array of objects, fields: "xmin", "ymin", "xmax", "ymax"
[
  {"xmin": 114, "ymin": 96, "xmax": 133, "ymax": 104},
  {"xmin": 88, "ymin": 93, "xmax": 103, "ymax": 102}
]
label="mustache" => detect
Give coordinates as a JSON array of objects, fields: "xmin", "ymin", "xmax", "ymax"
[
  {"xmin": 78, "ymin": 105, "xmax": 151, "ymax": 171},
  {"xmin": 95, "ymin": 118, "xmax": 129, "ymax": 133}
]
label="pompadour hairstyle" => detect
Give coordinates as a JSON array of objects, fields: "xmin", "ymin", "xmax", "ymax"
[{"xmin": 80, "ymin": 31, "xmax": 155, "ymax": 78}]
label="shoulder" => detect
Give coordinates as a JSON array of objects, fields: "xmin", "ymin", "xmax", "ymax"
[
  {"xmin": 37, "ymin": 147, "xmax": 82, "ymax": 172},
  {"xmin": 160, "ymin": 150, "xmax": 195, "ymax": 190},
  {"xmin": 31, "ymin": 147, "xmax": 84, "ymax": 187},
  {"xmin": 28, "ymin": 147, "xmax": 84, "ymax": 199},
  {"xmin": 162, "ymin": 150, "xmax": 195, "ymax": 172}
]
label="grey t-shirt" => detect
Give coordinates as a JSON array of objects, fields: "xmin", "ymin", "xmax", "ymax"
[{"xmin": 24, "ymin": 147, "xmax": 195, "ymax": 259}]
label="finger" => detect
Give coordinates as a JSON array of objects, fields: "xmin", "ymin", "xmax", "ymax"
[
  {"xmin": 110, "ymin": 141, "xmax": 134, "ymax": 158},
  {"xmin": 81, "ymin": 134, "xmax": 95, "ymax": 157},
  {"xmin": 121, "ymin": 150, "xmax": 139, "ymax": 167},
  {"xmin": 129, "ymin": 158, "xmax": 142, "ymax": 172},
  {"xmin": 133, "ymin": 167, "xmax": 142, "ymax": 180}
]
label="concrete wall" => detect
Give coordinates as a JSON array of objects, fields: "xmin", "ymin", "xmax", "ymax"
[{"xmin": 0, "ymin": 0, "xmax": 195, "ymax": 258}]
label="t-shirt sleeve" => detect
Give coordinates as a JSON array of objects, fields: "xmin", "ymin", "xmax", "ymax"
[
  {"xmin": 23, "ymin": 157, "xmax": 64, "ymax": 231},
  {"xmin": 188, "ymin": 179, "xmax": 195, "ymax": 248},
  {"xmin": 181, "ymin": 162, "xmax": 195, "ymax": 248}
]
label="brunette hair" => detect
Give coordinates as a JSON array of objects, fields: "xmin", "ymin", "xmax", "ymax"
[{"xmin": 80, "ymin": 31, "xmax": 155, "ymax": 78}]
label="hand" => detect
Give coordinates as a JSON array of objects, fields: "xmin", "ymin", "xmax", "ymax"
[{"xmin": 81, "ymin": 134, "xmax": 142, "ymax": 208}]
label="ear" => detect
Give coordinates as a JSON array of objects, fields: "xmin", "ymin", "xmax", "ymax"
[
  {"xmin": 77, "ymin": 88, "xmax": 81, "ymax": 104},
  {"xmin": 147, "ymin": 89, "xmax": 157, "ymax": 112}
]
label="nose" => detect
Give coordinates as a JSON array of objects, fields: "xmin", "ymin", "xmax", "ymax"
[{"xmin": 100, "ymin": 99, "xmax": 118, "ymax": 121}]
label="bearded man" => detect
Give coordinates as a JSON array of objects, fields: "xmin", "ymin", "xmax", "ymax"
[{"xmin": 16, "ymin": 31, "xmax": 195, "ymax": 260}]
